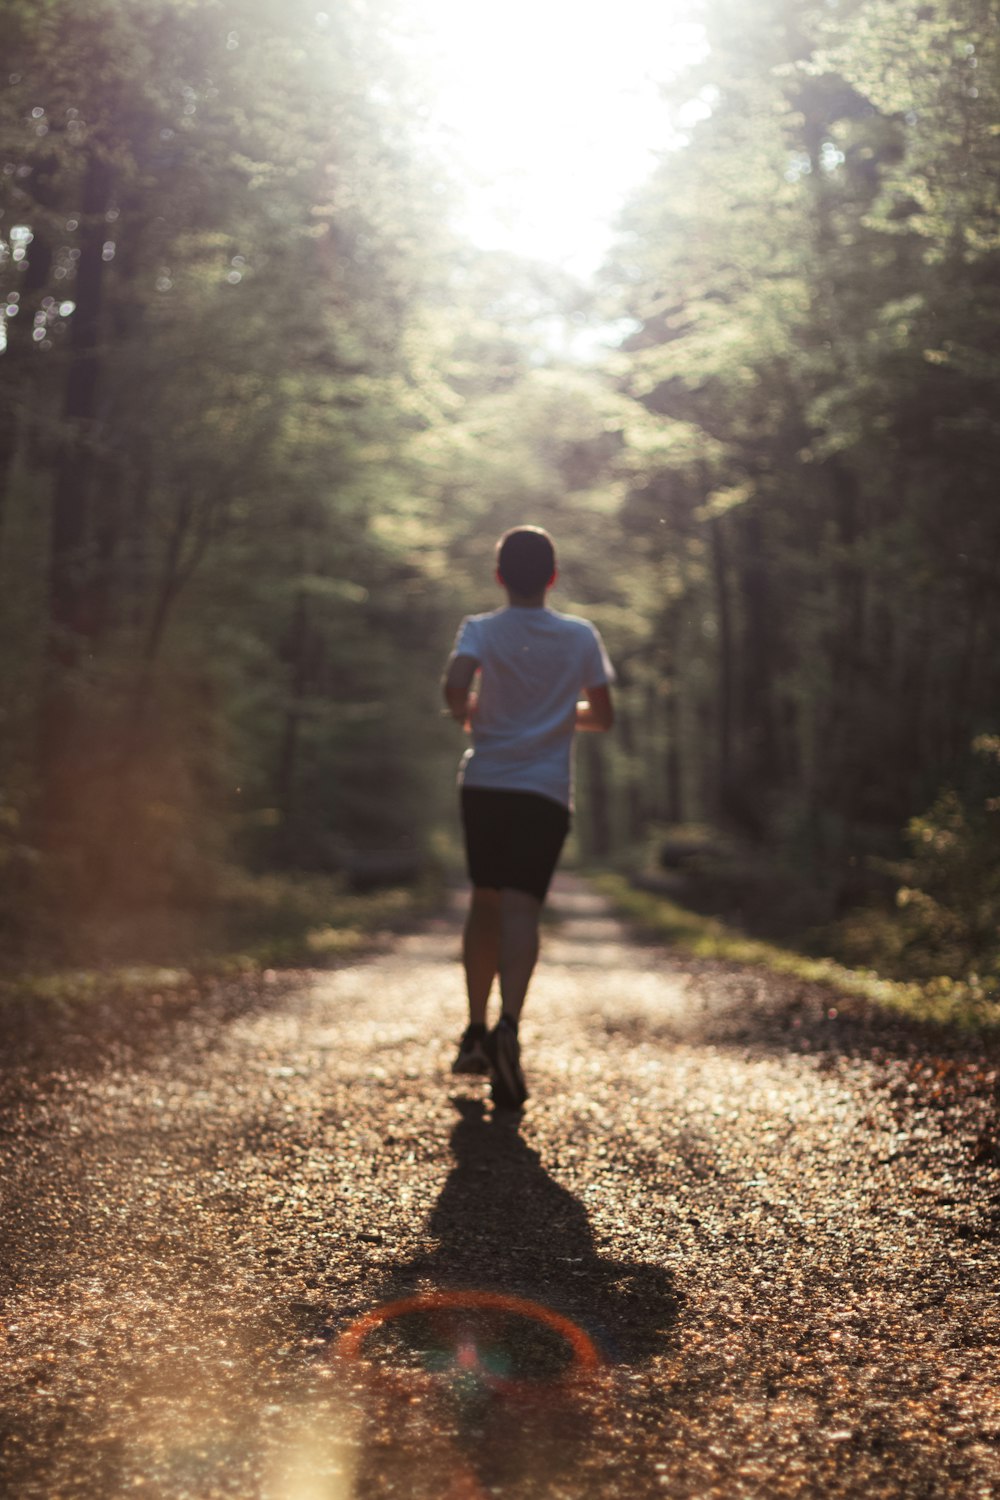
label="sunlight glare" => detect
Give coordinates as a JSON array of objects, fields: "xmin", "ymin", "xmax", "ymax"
[{"xmin": 403, "ymin": 0, "xmax": 708, "ymax": 274}]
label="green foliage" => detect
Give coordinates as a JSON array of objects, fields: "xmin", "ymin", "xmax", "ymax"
[
  {"xmin": 890, "ymin": 737, "xmax": 1000, "ymax": 981},
  {"xmin": 0, "ymin": 0, "xmax": 462, "ymax": 939},
  {"xmin": 598, "ymin": 0, "xmax": 1000, "ymax": 890},
  {"xmin": 596, "ymin": 873, "xmax": 999, "ymax": 1034}
]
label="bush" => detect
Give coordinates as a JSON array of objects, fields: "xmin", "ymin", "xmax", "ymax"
[{"xmin": 891, "ymin": 737, "xmax": 1000, "ymax": 983}]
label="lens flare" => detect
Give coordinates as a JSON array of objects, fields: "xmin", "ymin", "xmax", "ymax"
[{"xmin": 335, "ymin": 1288, "xmax": 600, "ymax": 1395}]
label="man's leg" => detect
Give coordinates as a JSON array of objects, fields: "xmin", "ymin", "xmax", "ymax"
[
  {"xmin": 463, "ymin": 886, "xmax": 501, "ymax": 1024},
  {"xmin": 484, "ymin": 887, "xmax": 539, "ymax": 1107},
  {"xmin": 497, "ymin": 887, "xmax": 542, "ymax": 1024}
]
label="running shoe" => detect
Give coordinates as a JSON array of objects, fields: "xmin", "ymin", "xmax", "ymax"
[
  {"xmin": 451, "ymin": 1024, "xmax": 491, "ymax": 1075},
  {"xmin": 486, "ymin": 1017, "xmax": 528, "ymax": 1109}
]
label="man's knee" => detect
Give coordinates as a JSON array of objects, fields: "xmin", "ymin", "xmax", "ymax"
[
  {"xmin": 470, "ymin": 886, "xmax": 502, "ymax": 919},
  {"xmin": 501, "ymin": 887, "xmax": 542, "ymax": 924}
]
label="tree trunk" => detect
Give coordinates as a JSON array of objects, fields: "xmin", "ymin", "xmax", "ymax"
[
  {"xmin": 615, "ymin": 697, "xmax": 645, "ymax": 845},
  {"xmin": 0, "ymin": 231, "xmax": 53, "ymax": 542},
  {"xmin": 644, "ymin": 680, "xmax": 663, "ymax": 822},
  {"xmin": 580, "ymin": 735, "xmax": 611, "ymax": 861},
  {"xmin": 37, "ymin": 150, "xmax": 114, "ymax": 851},
  {"xmin": 664, "ymin": 682, "xmax": 683, "ymax": 825},
  {"xmin": 821, "ymin": 459, "xmax": 866, "ymax": 827},
  {"xmin": 275, "ymin": 582, "xmax": 310, "ymax": 847},
  {"xmin": 48, "ymin": 150, "xmax": 114, "ymax": 649},
  {"xmin": 734, "ymin": 507, "xmax": 777, "ymax": 834},
  {"xmin": 710, "ymin": 514, "xmax": 734, "ymax": 820}
]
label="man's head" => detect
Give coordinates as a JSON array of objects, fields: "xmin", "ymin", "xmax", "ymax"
[{"xmin": 496, "ymin": 526, "xmax": 556, "ymax": 599}]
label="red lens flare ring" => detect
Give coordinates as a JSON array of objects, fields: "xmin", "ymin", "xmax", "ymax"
[{"xmin": 335, "ymin": 1289, "xmax": 601, "ymax": 1386}]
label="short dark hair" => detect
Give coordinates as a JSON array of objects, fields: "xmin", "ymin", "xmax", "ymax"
[{"xmin": 496, "ymin": 526, "xmax": 556, "ymax": 596}]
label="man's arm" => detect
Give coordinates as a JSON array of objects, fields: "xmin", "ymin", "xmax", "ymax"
[
  {"xmin": 443, "ymin": 654, "xmax": 479, "ymax": 727},
  {"xmin": 575, "ymin": 683, "xmax": 614, "ymax": 732}
]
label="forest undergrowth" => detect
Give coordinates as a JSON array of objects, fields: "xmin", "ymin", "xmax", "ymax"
[
  {"xmin": 598, "ymin": 823, "xmax": 1000, "ymax": 1037},
  {"xmin": 0, "ymin": 869, "xmax": 445, "ymax": 1055}
]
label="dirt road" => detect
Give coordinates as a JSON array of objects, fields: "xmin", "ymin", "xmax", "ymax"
[{"xmin": 2, "ymin": 877, "xmax": 999, "ymax": 1498}]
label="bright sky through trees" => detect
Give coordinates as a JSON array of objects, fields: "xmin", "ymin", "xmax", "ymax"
[{"xmin": 400, "ymin": 0, "xmax": 708, "ymax": 274}]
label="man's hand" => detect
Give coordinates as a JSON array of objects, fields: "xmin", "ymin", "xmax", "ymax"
[
  {"xmin": 443, "ymin": 653, "xmax": 479, "ymax": 729},
  {"xmin": 575, "ymin": 684, "xmax": 614, "ymax": 732}
]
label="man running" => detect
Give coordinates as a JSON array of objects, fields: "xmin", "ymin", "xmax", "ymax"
[{"xmin": 442, "ymin": 525, "xmax": 615, "ymax": 1109}]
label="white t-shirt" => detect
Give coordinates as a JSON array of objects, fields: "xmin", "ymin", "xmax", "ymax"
[{"xmin": 451, "ymin": 605, "xmax": 615, "ymax": 809}]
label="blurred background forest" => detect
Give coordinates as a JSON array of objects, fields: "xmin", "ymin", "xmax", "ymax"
[{"xmin": 1, "ymin": 0, "xmax": 998, "ymax": 995}]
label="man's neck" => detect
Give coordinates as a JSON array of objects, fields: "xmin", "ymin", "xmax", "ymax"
[{"xmin": 505, "ymin": 590, "xmax": 548, "ymax": 609}]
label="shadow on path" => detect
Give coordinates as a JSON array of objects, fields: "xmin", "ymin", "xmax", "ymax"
[
  {"xmin": 341, "ymin": 1099, "xmax": 681, "ymax": 1497},
  {"xmin": 378, "ymin": 1097, "xmax": 681, "ymax": 1367}
]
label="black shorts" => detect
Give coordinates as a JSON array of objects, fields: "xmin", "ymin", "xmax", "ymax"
[{"xmin": 460, "ymin": 787, "xmax": 570, "ymax": 903}]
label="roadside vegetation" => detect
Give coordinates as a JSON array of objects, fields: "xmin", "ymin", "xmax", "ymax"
[
  {"xmin": 596, "ymin": 796, "xmax": 1000, "ymax": 1033},
  {"xmin": 0, "ymin": 870, "xmax": 444, "ymax": 1047}
]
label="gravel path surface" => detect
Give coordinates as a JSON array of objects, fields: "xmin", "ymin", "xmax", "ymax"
[{"xmin": 2, "ymin": 876, "xmax": 999, "ymax": 1499}]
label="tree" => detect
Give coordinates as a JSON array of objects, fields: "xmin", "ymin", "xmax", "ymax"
[
  {"xmin": 600, "ymin": 0, "xmax": 1000, "ymax": 901},
  {"xmin": 0, "ymin": 0, "xmax": 461, "ymax": 936}
]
